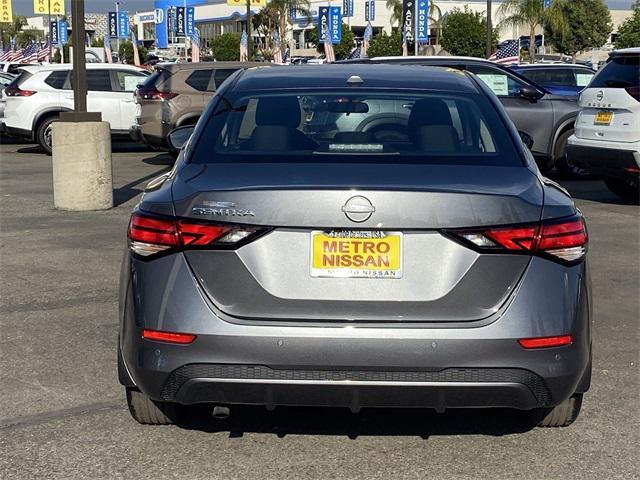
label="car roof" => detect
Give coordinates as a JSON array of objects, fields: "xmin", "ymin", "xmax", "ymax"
[
  {"xmin": 17, "ymin": 63, "xmax": 148, "ymax": 74},
  {"xmin": 158, "ymin": 61, "xmax": 267, "ymax": 72},
  {"xmin": 611, "ymin": 47, "xmax": 640, "ymax": 56},
  {"xmin": 369, "ymin": 55, "xmax": 494, "ymax": 63},
  {"xmin": 513, "ymin": 63, "xmax": 594, "ymax": 70},
  {"xmin": 232, "ymin": 64, "xmax": 480, "ymax": 93}
]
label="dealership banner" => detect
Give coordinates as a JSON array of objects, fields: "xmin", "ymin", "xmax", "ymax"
[
  {"xmin": 58, "ymin": 19, "xmax": 67, "ymax": 44},
  {"xmin": 369, "ymin": 0, "xmax": 375, "ymax": 21},
  {"xmin": 118, "ymin": 11, "xmax": 129, "ymax": 38},
  {"xmin": 0, "ymin": 0, "xmax": 12, "ymax": 24},
  {"xmin": 185, "ymin": 7, "xmax": 195, "ymax": 36},
  {"xmin": 33, "ymin": 0, "xmax": 64, "ymax": 15},
  {"xmin": 401, "ymin": 0, "xmax": 415, "ymax": 44},
  {"xmin": 50, "ymin": 20, "xmax": 59, "ymax": 44},
  {"xmin": 175, "ymin": 6, "xmax": 186, "ymax": 36},
  {"xmin": 108, "ymin": 12, "xmax": 118, "ymax": 37},
  {"xmin": 416, "ymin": 0, "xmax": 428, "ymax": 42},
  {"xmin": 318, "ymin": 6, "xmax": 330, "ymax": 42},
  {"xmin": 329, "ymin": 6, "xmax": 341, "ymax": 44}
]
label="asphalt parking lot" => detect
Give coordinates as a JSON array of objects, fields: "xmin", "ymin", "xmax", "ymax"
[{"xmin": 0, "ymin": 139, "xmax": 638, "ymax": 480}]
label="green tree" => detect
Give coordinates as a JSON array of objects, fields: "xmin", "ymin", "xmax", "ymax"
[
  {"xmin": 498, "ymin": 0, "xmax": 567, "ymax": 63},
  {"xmin": 545, "ymin": 0, "xmax": 611, "ymax": 63},
  {"xmin": 366, "ymin": 31, "xmax": 403, "ymax": 58},
  {"xmin": 91, "ymin": 36, "xmax": 104, "ymax": 47},
  {"xmin": 210, "ymin": 32, "xmax": 241, "ymax": 61},
  {"xmin": 308, "ymin": 23, "xmax": 356, "ymax": 60},
  {"xmin": 441, "ymin": 7, "xmax": 497, "ymax": 57},
  {"xmin": 118, "ymin": 40, "xmax": 148, "ymax": 64},
  {"xmin": 0, "ymin": 15, "xmax": 26, "ymax": 46},
  {"xmin": 615, "ymin": 1, "xmax": 640, "ymax": 49}
]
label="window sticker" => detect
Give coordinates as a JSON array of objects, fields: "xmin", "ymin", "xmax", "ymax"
[
  {"xmin": 476, "ymin": 74, "xmax": 509, "ymax": 96},
  {"xmin": 575, "ymin": 73, "xmax": 594, "ymax": 87}
]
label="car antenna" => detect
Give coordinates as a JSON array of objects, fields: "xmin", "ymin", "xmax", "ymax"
[{"xmin": 347, "ymin": 75, "xmax": 364, "ymax": 86}]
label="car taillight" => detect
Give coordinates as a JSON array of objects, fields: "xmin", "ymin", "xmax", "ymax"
[
  {"xmin": 136, "ymin": 86, "xmax": 177, "ymax": 101},
  {"xmin": 518, "ymin": 335, "xmax": 573, "ymax": 349},
  {"xmin": 452, "ymin": 215, "xmax": 588, "ymax": 264},
  {"xmin": 128, "ymin": 213, "xmax": 266, "ymax": 257},
  {"xmin": 4, "ymin": 85, "xmax": 37, "ymax": 97},
  {"xmin": 624, "ymin": 85, "xmax": 640, "ymax": 102},
  {"xmin": 142, "ymin": 329, "xmax": 196, "ymax": 344}
]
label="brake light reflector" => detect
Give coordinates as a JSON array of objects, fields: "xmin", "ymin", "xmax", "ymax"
[
  {"xmin": 142, "ymin": 329, "xmax": 196, "ymax": 344},
  {"xmin": 519, "ymin": 335, "xmax": 573, "ymax": 349},
  {"xmin": 137, "ymin": 86, "xmax": 178, "ymax": 101},
  {"xmin": 4, "ymin": 86, "xmax": 37, "ymax": 97},
  {"xmin": 127, "ymin": 213, "xmax": 265, "ymax": 257},
  {"xmin": 453, "ymin": 215, "xmax": 588, "ymax": 263}
]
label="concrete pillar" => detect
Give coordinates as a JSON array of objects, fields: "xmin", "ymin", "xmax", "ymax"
[{"xmin": 51, "ymin": 121, "xmax": 113, "ymax": 211}]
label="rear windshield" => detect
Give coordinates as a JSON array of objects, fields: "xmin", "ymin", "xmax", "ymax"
[
  {"xmin": 590, "ymin": 55, "xmax": 640, "ymax": 88},
  {"xmin": 140, "ymin": 69, "xmax": 164, "ymax": 88},
  {"xmin": 190, "ymin": 89, "xmax": 522, "ymax": 166}
]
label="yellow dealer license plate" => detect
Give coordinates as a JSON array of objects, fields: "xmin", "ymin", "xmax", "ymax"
[
  {"xmin": 310, "ymin": 231, "xmax": 403, "ymax": 279},
  {"xmin": 594, "ymin": 110, "xmax": 613, "ymax": 125}
]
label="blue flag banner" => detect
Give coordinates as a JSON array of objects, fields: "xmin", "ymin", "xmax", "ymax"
[
  {"xmin": 59, "ymin": 20, "xmax": 68, "ymax": 44},
  {"xmin": 186, "ymin": 7, "xmax": 195, "ymax": 36},
  {"xmin": 50, "ymin": 20, "xmax": 59, "ymax": 45},
  {"xmin": 416, "ymin": 0, "xmax": 428, "ymax": 42},
  {"xmin": 108, "ymin": 12, "xmax": 118, "ymax": 37},
  {"xmin": 342, "ymin": 0, "xmax": 353, "ymax": 17},
  {"xmin": 175, "ymin": 7, "xmax": 185, "ymax": 36},
  {"xmin": 369, "ymin": 0, "xmax": 375, "ymax": 20},
  {"xmin": 329, "ymin": 6, "xmax": 342, "ymax": 44},
  {"xmin": 118, "ymin": 11, "xmax": 129, "ymax": 38},
  {"xmin": 365, "ymin": 1, "xmax": 369, "ymax": 21},
  {"xmin": 318, "ymin": 6, "xmax": 330, "ymax": 42}
]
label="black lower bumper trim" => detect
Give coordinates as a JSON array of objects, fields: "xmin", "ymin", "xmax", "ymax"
[
  {"xmin": 567, "ymin": 144, "xmax": 639, "ymax": 180},
  {"xmin": 161, "ymin": 364, "xmax": 552, "ymax": 408}
]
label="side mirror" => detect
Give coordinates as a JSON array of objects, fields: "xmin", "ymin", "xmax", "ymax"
[
  {"xmin": 167, "ymin": 125, "xmax": 195, "ymax": 150},
  {"xmin": 518, "ymin": 131, "xmax": 534, "ymax": 150},
  {"xmin": 520, "ymin": 85, "xmax": 543, "ymax": 103}
]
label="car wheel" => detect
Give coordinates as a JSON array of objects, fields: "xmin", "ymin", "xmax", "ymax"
[
  {"xmin": 36, "ymin": 116, "xmax": 57, "ymax": 155},
  {"xmin": 532, "ymin": 394, "xmax": 583, "ymax": 428},
  {"xmin": 604, "ymin": 177, "xmax": 640, "ymax": 203},
  {"xmin": 554, "ymin": 131, "xmax": 593, "ymax": 180},
  {"xmin": 126, "ymin": 387, "xmax": 179, "ymax": 425}
]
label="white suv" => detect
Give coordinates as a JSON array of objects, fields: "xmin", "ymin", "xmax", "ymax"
[
  {"xmin": 567, "ymin": 48, "xmax": 640, "ymax": 201},
  {"xmin": 0, "ymin": 63, "xmax": 148, "ymax": 154}
]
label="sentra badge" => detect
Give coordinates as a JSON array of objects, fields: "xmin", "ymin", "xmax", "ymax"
[{"xmin": 192, "ymin": 201, "xmax": 255, "ymax": 217}]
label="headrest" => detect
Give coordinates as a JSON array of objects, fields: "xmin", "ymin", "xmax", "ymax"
[
  {"xmin": 255, "ymin": 96, "xmax": 301, "ymax": 128},
  {"xmin": 408, "ymin": 98, "xmax": 453, "ymax": 142}
]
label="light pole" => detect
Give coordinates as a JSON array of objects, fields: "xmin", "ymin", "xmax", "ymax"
[
  {"xmin": 486, "ymin": 0, "xmax": 492, "ymax": 58},
  {"xmin": 246, "ymin": 0, "xmax": 252, "ymax": 59},
  {"xmin": 115, "ymin": 1, "xmax": 120, "ymax": 59}
]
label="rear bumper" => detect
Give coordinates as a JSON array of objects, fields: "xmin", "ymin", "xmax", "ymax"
[
  {"xmin": 130, "ymin": 124, "xmax": 169, "ymax": 149},
  {"xmin": 119, "ymin": 252, "xmax": 592, "ymax": 411},
  {"xmin": 567, "ymin": 136, "xmax": 640, "ymax": 181}
]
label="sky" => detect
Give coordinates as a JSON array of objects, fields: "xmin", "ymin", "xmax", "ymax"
[{"xmin": 13, "ymin": 0, "xmax": 637, "ymax": 15}]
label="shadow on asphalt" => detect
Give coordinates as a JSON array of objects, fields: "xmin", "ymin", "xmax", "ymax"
[
  {"xmin": 142, "ymin": 152, "xmax": 175, "ymax": 166},
  {"xmin": 174, "ymin": 405, "xmax": 536, "ymax": 438},
  {"xmin": 114, "ymin": 164, "xmax": 171, "ymax": 206}
]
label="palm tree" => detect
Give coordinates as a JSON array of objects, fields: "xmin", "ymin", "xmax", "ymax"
[
  {"xmin": 386, "ymin": 0, "xmax": 403, "ymax": 28},
  {"xmin": 0, "ymin": 15, "xmax": 27, "ymax": 47},
  {"xmin": 498, "ymin": 0, "xmax": 567, "ymax": 63},
  {"xmin": 268, "ymin": 0, "xmax": 311, "ymax": 56}
]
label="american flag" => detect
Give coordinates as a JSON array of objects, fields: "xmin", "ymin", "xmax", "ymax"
[
  {"xmin": 401, "ymin": 31, "xmax": 408, "ymax": 57},
  {"xmin": 488, "ymin": 39, "xmax": 520, "ymax": 65},
  {"xmin": 0, "ymin": 44, "xmax": 11, "ymax": 62},
  {"xmin": 239, "ymin": 30, "xmax": 248, "ymax": 62},
  {"xmin": 22, "ymin": 43, "xmax": 41, "ymax": 63},
  {"xmin": 37, "ymin": 43, "xmax": 50, "ymax": 62},
  {"xmin": 272, "ymin": 31, "xmax": 284, "ymax": 64},
  {"xmin": 323, "ymin": 34, "xmax": 335, "ymax": 63},
  {"xmin": 361, "ymin": 22, "xmax": 373, "ymax": 58},
  {"xmin": 104, "ymin": 35, "xmax": 113, "ymax": 63},
  {"xmin": 191, "ymin": 28, "xmax": 201, "ymax": 63}
]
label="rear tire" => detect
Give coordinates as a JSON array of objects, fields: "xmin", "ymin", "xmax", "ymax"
[
  {"xmin": 36, "ymin": 116, "xmax": 58, "ymax": 155},
  {"xmin": 604, "ymin": 177, "xmax": 640, "ymax": 203},
  {"xmin": 533, "ymin": 394, "xmax": 583, "ymax": 428},
  {"xmin": 554, "ymin": 130, "xmax": 592, "ymax": 179},
  {"xmin": 126, "ymin": 387, "xmax": 179, "ymax": 425}
]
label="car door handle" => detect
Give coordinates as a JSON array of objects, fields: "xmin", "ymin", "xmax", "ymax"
[{"xmin": 122, "ymin": 99, "xmax": 134, "ymax": 103}]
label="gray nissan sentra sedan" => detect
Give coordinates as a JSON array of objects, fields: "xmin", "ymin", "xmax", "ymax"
[{"xmin": 119, "ymin": 64, "xmax": 592, "ymax": 428}]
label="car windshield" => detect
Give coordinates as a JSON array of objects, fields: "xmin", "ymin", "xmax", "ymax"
[{"xmin": 190, "ymin": 89, "xmax": 522, "ymax": 166}]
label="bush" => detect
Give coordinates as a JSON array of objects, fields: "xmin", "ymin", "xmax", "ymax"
[
  {"xmin": 615, "ymin": 1, "xmax": 640, "ymax": 49},
  {"xmin": 308, "ymin": 23, "xmax": 356, "ymax": 60},
  {"xmin": 441, "ymin": 7, "xmax": 497, "ymax": 58},
  {"xmin": 210, "ymin": 33, "xmax": 241, "ymax": 61},
  {"xmin": 118, "ymin": 40, "xmax": 148, "ymax": 64},
  {"xmin": 366, "ymin": 31, "xmax": 402, "ymax": 58}
]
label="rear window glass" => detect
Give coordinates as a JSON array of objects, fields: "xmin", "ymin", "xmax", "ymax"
[
  {"xmin": 45, "ymin": 70, "xmax": 69, "ymax": 89},
  {"xmin": 190, "ymin": 89, "xmax": 522, "ymax": 166},
  {"xmin": 86, "ymin": 70, "xmax": 112, "ymax": 91},
  {"xmin": 140, "ymin": 69, "xmax": 163, "ymax": 88},
  {"xmin": 213, "ymin": 69, "xmax": 236, "ymax": 89},
  {"xmin": 521, "ymin": 68, "xmax": 576, "ymax": 86},
  {"xmin": 590, "ymin": 55, "xmax": 640, "ymax": 88},
  {"xmin": 186, "ymin": 69, "xmax": 213, "ymax": 91}
]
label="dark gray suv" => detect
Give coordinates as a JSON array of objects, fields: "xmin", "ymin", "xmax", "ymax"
[
  {"xmin": 119, "ymin": 64, "xmax": 591, "ymax": 428},
  {"xmin": 341, "ymin": 56, "xmax": 583, "ymax": 177}
]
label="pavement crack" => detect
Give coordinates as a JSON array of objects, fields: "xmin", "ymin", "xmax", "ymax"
[{"xmin": 0, "ymin": 400, "xmax": 125, "ymax": 431}]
